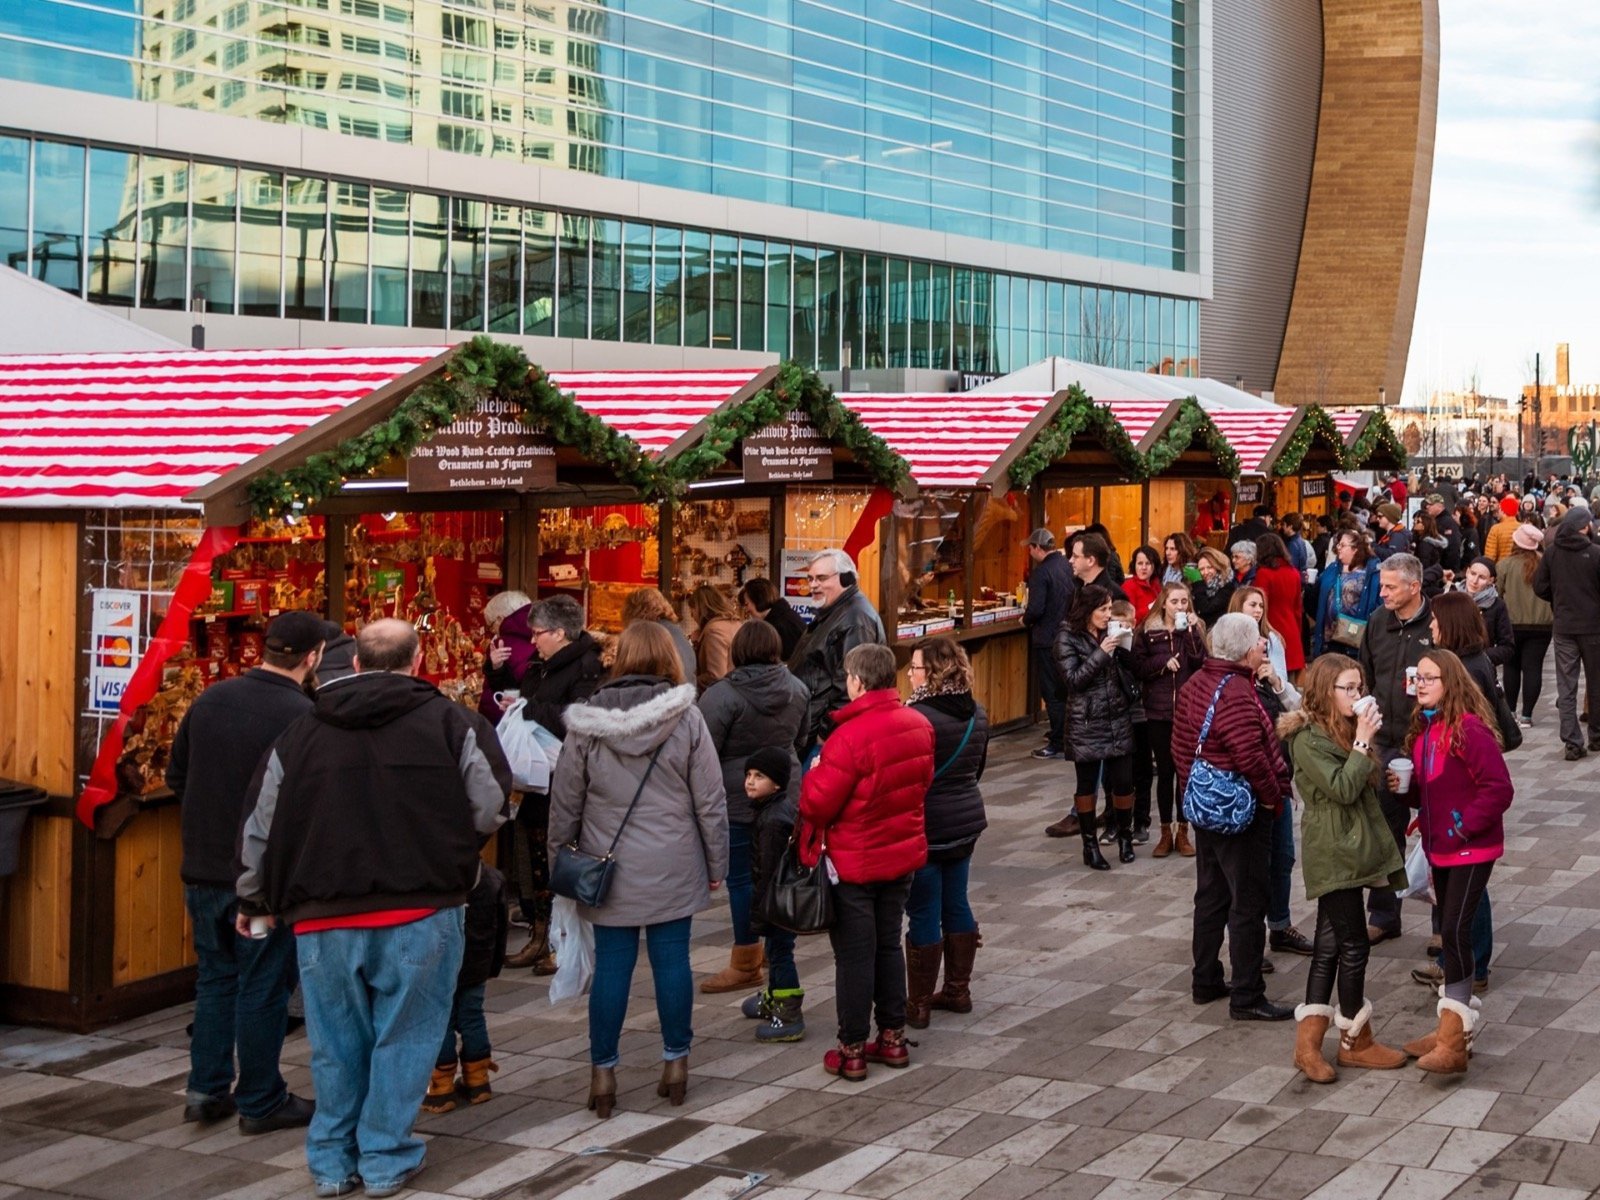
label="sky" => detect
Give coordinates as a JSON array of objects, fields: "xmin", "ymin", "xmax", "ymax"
[{"xmin": 1404, "ymin": 1, "xmax": 1600, "ymax": 403}]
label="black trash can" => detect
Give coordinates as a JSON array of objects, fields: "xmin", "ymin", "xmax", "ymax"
[{"xmin": 0, "ymin": 779, "xmax": 49, "ymax": 877}]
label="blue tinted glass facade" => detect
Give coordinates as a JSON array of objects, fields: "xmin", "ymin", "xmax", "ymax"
[{"xmin": 0, "ymin": 1, "xmax": 1188, "ymax": 269}]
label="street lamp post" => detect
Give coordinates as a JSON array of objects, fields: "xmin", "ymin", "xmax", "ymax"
[{"xmin": 1534, "ymin": 351, "xmax": 1543, "ymax": 482}]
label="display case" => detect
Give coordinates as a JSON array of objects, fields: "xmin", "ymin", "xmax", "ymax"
[
  {"xmin": 670, "ymin": 497, "xmax": 773, "ymax": 609},
  {"xmin": 536, "ymin": 504, "xmax": 656, "ymax": 631}
]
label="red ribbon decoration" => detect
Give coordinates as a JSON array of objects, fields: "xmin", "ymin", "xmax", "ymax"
[
  {"xmin": 77, "ymin": 524, "xmax": 241, "ymax": 827},
  {"xmin": 843, "ymin": 486, "xmax": 895, "ymax": 567}
]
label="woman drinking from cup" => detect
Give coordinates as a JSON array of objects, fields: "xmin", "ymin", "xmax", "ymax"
[
  {"xmin": 1133, "ymin": 582, "xmax": 1208, "ymax": 858},
  {"xmin": 1386, "ymin": 649, "xmax": 1513, "ymax": 1075},
  {"xmin": 1280, "ymin": 655, "xmax": 1409, "ymax": 1083}
]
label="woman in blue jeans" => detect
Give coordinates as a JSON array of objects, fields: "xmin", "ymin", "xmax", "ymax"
[
  {"xmin": 904, "ymin": 637, "xmax": 991, "ymax": 1026},
  {"xmin": 549, "ymin": 622, "xmax": 728, "ymax": 1119}
]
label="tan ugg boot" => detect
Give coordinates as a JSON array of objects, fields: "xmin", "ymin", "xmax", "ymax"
[
  {"xmin": 1293, "ymin": 1004, "xmax": 1336, "ymax": 1083},
  {"xmin": 700, "ymin": 943, "xmax": 765, "ymax": 994},
  {"xmin": 1334, "ymin": 1001, "xmax": 1408, "ymax": 1070},
  {"xmin": 1416, "ymin": 998, "xmax": 1476, "ymax": 1075},
  {"xmin": 1404, "ymin": 990, "xmax": 1481, "ymax": 1058}
]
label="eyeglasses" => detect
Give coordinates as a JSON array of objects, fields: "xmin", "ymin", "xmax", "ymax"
[
  {"xmin": 806, "ymin": 572, "xmax": 837, "ymax": 584},
  {"xmin": 530, "ymin": 627, "xmax": 554, "ymax": 638},
  {"xmin": 1333, "ymin": 683, "xmax": 1366, "ymax": 695},
  {"xmin": 1415, "ymin": 673, "xmax": 1443, "ymax": 685},
  {"xmin": 908, "ymin": 662, "xmax": 927, "ymax": 674}
]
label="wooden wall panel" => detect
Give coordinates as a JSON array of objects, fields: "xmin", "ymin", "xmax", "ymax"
[
  {"xmin": 1, "ymin": 815, "xmax": 72, "ymax": 990},
  {"xmin": 971, "ymin": 632, "xmax": 1031, "ymax": 726},
  {"xmin": 1276, "ymin": 0, "xmax": 1440, "ymax": 408},
  {"xmin": 113, "ymin": 806, "xmax": 195, "ymax": 986},
  {"xmin": 0, "ymin": 521, "xmax": 77, "ymax": 795}
]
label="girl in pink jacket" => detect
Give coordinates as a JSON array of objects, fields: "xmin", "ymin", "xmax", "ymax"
[{"xmin": 1387, "ymin": 648, "xmax": 1513, "ymax": 1076}]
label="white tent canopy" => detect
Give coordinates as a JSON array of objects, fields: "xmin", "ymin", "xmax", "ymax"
[
  {"xmin": 970, "ymin": 356, "xmax": 1280, "ymax": 411},
  {"xmin": 0, "ymin": 268, "xmax": 182, "ymax": 354}
]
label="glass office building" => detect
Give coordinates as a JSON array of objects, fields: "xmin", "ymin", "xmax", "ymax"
[{"xmin": 0, "ymin": 1, "xmax": 1200, "ymax": 375}]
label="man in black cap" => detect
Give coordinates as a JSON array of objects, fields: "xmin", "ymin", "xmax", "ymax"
[
  {"xmin": 1022, "ymin": 528, "xmax": 1074, "ymax": 767},
  {"xmin": 1427, "ymin": 493, "xmax": 1464, "ymax": 571},
  {"xmin": 166, "ymin": 610, "xmax": 325, "ymax": 1132}
]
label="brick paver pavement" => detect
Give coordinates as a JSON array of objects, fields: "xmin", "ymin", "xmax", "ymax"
[{"xmin": 6, "ymin": 700, "xmax": 1600, "ymax": 1200}]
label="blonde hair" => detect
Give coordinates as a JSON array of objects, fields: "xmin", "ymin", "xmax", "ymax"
[
  {"xmin": 1197, "ymin": 546, "xmax": 1229, "ymax": 576},
  {"xmin": 1228, "ymin": 585, "xmax": 1272, "ymax": 640},
  {"xmin": 911, "ymin": 635, "xmax": 973, "ymax": 694},
  {"xmin": 622, "ymin": 586, "xmax": 676, "ymax": 624},
  {"xmin": 483, "ymin": 589, "xmax": 531, "ymax": 631},
  {"xmin": 686, "ymin": 584, "xmax": 739, "ymax": 626}
]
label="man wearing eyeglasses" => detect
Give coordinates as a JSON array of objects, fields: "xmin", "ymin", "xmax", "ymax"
[
  {"xmin": 1358, "ymin": 552, "xmax": 1433, "ymax": 945},
  {"xmin": 788, "ymin": 548, "xmax": 887, "ymax": 761}
]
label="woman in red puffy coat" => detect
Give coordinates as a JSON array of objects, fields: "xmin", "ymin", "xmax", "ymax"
[{"xmin": 798, "ymin": 643, "xmax": 933, "ymax": 1083}]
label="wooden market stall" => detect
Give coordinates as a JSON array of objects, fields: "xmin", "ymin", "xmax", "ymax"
[
  {"xmin": 1329, "ymin": 408, "xmax": 1408, "ymax": 479},
  {"xmin": 1204, "ymin": 405, "xmax": 1348, "ymax": 523}
]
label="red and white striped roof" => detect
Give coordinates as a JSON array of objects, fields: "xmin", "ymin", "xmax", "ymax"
[
  {"xmin": 1202, "ymin": 404, "xmax": 1295, "ymax": 475},
  {"xmin": 0, "ymin": 346, "xmax": 448, "ymax": 508},
  {"xmin": 1099, "ymin": 400, "xmax": 1175, "ymax": 450},
  {"xmin": 839, "ymin": 393, "xmax": 1053, "ymax": 489},
  {"xmin": 1328, "ymin": 409, "xmax": 1362, "ymax": 439},
  {"xmin": 547, "ymin": 367, "xmax": 768, "ymax": 458}
]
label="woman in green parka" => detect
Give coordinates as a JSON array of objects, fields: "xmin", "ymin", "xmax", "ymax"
[{"xmin": 1278, "ymin": 653, "xmax": 1411, "ymax": 1083}]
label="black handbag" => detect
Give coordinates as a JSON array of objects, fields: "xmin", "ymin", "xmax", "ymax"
[
  {"xmin": 550, "ymin": 744, "xmax": 664, "ymax": 908},
  {"xmin": 759, "ymin": 837, "xmax": 834, "ymax": 935}
]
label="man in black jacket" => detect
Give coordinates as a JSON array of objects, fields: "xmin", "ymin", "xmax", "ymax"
[
  {"xmin": 238, "ymin": 619, "xmax": 509, "ymax": 1199},
  {"xmin": 1535, "ymin": 507, "xmax": 1600, "ymax": 759},
  {"xmin": 1024, "ymin": 528, "xmax": 1074, "ymax": 765},
  {"xmin": 1227, "ymin": 504, "xmax": 1275, "ymax": 551},
  {"xmin": 1069, "ymin": 531, "xmax": 1129, "ymax": 603},
  {"xmin": 788, "ymin": 547, "xmax": 886, "ymax": 756},
  {"xmin": 167, "ymin": 610, "xmax": 323, "ymax": 1133},
  {"xmin": 1427, "ymin": 494, "xmax": 1464, "ymax": 571}
]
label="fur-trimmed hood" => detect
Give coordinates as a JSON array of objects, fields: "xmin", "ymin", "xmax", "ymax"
[{"xmin": 562, "ymin": 675, "xmax": 698, "ymax": 756}]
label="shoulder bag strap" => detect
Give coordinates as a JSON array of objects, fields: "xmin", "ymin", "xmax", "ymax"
[
  {"xmin": 1194, "ymin": 677, "xmax": 1231, "ymax": 754},
  {"xmin": 603, "ymin": 742, "xmax": 667, "ymax": 858},
  {"xmin": 930, "ymin": 716, "xmax": 977, "ymax": 782}
]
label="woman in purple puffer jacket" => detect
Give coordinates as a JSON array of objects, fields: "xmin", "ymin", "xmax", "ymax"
[
  {"xmin": 1386, "ymin": 647, "xmax": 1512, "ymax": 1077},
  {"xmin": 478, "ymin": 590, "xmax": 536, "ymax": 724}
]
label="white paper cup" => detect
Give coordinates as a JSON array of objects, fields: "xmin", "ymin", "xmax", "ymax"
[
  {"xmin": 1388, "ymin": 758, "xmax": 1413, "ymax": 792},
  {"xmin": 1352, "ymin": 695, "xmax": 1378, "ymax": 719},
  {"xmin": 1174, "ymin": 611, "xmax": 1189, "ymax": 630},
  {"xmin": 248, "ymin": 915, "xmax": 272, "ymax": 940}
]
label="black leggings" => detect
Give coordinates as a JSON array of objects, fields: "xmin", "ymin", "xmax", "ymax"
[
  {"xmin": 1075, "ymin": 754, "xmax": 1133, "ymax": 798},
  {"xmin": 1504, "ymin": 630, "xmax": 1552, "ymax": 718},
  {"xmin": 1435, "ymin": 861, "xmax": 1495, "ymax": 989},
  {"xmin": 1304, "ymin": 887, "xmax": 1369, "ymax": 1019},
  {"xmin": 1146, "ymin": 719, "xmax": 1181, "ymax": 824}
]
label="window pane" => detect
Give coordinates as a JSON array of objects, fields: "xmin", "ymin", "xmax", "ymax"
[
  {"xmin": 652, "ymin": 224, "xmax": 680, "ymax": 345},
  {"xmin": 766, "ymin": 241, "xmax": 790, "ymax": 358},
  {"xmin": 487, "ymin": 204, "xmax": 520, "ymax": 333},
  {"xmin": 931, "ymin": 264, "xmax": 951, "ymax": 370},
  {"xmin": 0, "ymin": 138, "xmax": 28, "ymax": 275},
  {"xmin": 791, "ymin": 245, "xmax": 815, "ymax": 367},
  {"xmin": 86, "ymin": 146, "xmax": 138, "ymax": 307},
  {"xmin": 910, "ymin": 261, "xmax": 930, "ymax": 369},
  {"xmin": 558, "ymin": 215, "xmax": 589, "ymax": 339},
  {"xmin": 590, "ymin": 218, "xmax": 621, "ymax": 340},
  {"xmin": 862, "ymin": 254, "xmax": 884, "ymax": 368},
  {"xmin": 330, "ymin": 182, "xmax": 369, "ymax": 324},
  {"xmin": 371, "ymin": 187, "xmax": 408, "ymax": 326},
  {"xmin": 1029, "ymin": 278, "xmax": 1046, "ymax": 364},
  {"xmin": 815, "ymin": 246, "xmax": 839, "ymax": 371},
  {"xmin": 739, "ymin": 237, "xmax": 764, "ymax": 352},
  {"xmin": 951, "ymin": 268, "xmax": 971, "ymax": 370},
  {"xmin": 712, "ymin": 233, "xmax": 738, "ymax": 350},
  {"xmin": 522, "ymin": 208, "xmax": 555, "ymax": 336},
  {"xmin": 285, "ymin": 175, "xmax": 327, "ymax": 321},
  {"xmin": 620, "ymin": 222, "xmax": 651, "ymax": 343},
  {"xmin": 841, "ymin": 251, "xmax": 862, "ymax": 366},
  {"xmin": 683, "ymin": 229, "xmax": 710, "ymax": 347},
  {"xmin": 32, "ymin": 141, "xmax": 85, "ymax": 294},
  {"xmin": 411, "ymin": 192, "xmax": 447, "ymax": 329},
  {"xmin": 238, "ymin": 168, "xmax": 281, "ymax": 317},
  {"xmin": 190, "ymin": 162, "xmax": 235, "ymax": 315},
  {"xmin": 449, "ymin": 197, "xmax": 486, "ymax": 330},
  {"xmin": 887, "ymin": 258, "xmax": 910, "ymax": 368}
]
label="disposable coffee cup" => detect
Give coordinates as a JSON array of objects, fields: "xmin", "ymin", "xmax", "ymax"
[
  {"xmin": 1352, "ymin": 695, "xmax": 1378, "ymax": 719},
  {"xmin": 1304, "ymin": 567, "xmax": 1318, "ymax": 584},
  {"xmin": 1174, "ymin": 610, "xmax": 1189, "ymax": 631},
  {"xmin": 1388, "ymin": 758, "xmax": 1413, "ymax": 792},
  {"xmin": 1405, "ymin": 666, "xmax": 1419, "ymax": 697},
  {"xmin": 248, "ymin": 915, "xmax": 272, "ymax": 940}
]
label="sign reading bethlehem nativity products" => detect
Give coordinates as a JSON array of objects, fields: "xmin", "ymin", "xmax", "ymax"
[
  {"xmin": 407, "ymin": 398, "xmax": 557, "ymax": 492},
  {"xmin": 743, "ymin": 410, "xmax": 834, "ymax": 483}
]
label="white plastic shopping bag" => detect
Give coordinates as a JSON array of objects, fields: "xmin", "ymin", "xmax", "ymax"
[
  {"xmin": 548, "ymin": 896, "xmax": 595, "ymax": 1005},
  {"xmin": 495, "ymin": 699, "xmax": 559, "ymax": 791},
  {"xmin": 1396, "ymin": 838, "xmax": 1435, "ymax": 906}
]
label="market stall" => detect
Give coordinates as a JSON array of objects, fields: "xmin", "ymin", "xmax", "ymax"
[
  {"xmin": 1329, "ymin": 407, "xmax": 1408, "ymax": 478},
  {"xmin": 1203, "ymin": 404, "xmax": 1348, "ymax": 522}
]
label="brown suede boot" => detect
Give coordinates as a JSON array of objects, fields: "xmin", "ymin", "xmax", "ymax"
[
  {"xmin": 1405, "ymin": 992, "xmax": 1481, "ymax": 1058},
  {"xmin": 506, "ymin": 916, "xmax": 556, "ymax": 975},
  {"xmin": 421, "ymin": 1062, "xmax": 459, "ymax": 1114},
  {"xmin": 932, "ymin": 930, "xmax": 981, "ymax": 1014},
  {"xmin": 700, "ymin": 944, "xmax": 765, "ymax": 994},
  {"xmin": 1416, "ymin": 998, "xmax": 1475, "ymax": 1075},
  {"xmin": 904, "ymin": 939, "xmax": 944, "ymax": 1029},
  {"xmin": 1293, "ymin": 1005, "xmax": 1336, "ymax": 1083},
  {"xmin": 1174, "ymin": 822, "xmax": 1196, "ymax": 857},
  {"xmin": 1152, "ymin": 823, "xmax": 1174, "ymax": 858},
  {"xmin": 460, "ymin": 1057, "xmax": 498, "ymax": 1105},
  {"xmin": 1334, "ymin": 1001, "xmax": 1407, "ymax": 1070}
]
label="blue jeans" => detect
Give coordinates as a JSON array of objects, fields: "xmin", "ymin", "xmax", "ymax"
[
  {"xmin": 766, "ymin": 929, "xmax": 800, "ymax": 992},
  {"xmin": 589, "ymin": 918, "xmax": 694, "ymax": 1068},
  {"xmin": 727, "ymin": 821, "xmax": 757, "ymax": 947},
  {"xmin": 297, "ymin": 908, "xmax": 464, "ymax": 1191},
  {"xmin": 184, "ymin": 884, "xmax": 296, "ymax": 1119},
  {"xmin": 436, "ymin": 983, "xmax": 489, "ymax": 1066},
  {"xmin": 1267, "ymin": 802, "xmax": 1296, "ymax": 932},
  {"xmin": 905, "ymin": 857, "xmax": 978, "ymax": 945},
  {"xmin": 1432, "ymin": 892, "xmax": 1494, "ymax": 981}
]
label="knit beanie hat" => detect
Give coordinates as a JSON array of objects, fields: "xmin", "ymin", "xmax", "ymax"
[
  {"xmin": 744, "ymin": 747, "xmax": 792, "ymax": 793},
  {"xmin": 1512, "ymin": 523, "xmax": 1543, "ymax": 552}
]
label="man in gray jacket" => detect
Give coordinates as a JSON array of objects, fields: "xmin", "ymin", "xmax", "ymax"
[
  {"xmin": 788, "ymin": 548, "xmax": 886, "ymax": 758},
  {"xmin": 237, "ymin": 619, "xmax": 509, "ymax": 1199}
]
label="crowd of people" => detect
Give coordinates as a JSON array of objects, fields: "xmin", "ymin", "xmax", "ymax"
[{"xmin": 164, "ymin": 464, "xmax": 1600, "ymax": 1192}]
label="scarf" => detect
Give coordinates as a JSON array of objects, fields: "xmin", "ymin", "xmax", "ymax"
[
  {"xmin": 909, "ymin": 685, "xmax": 977, "ymax": 721},
  {"xmin": 1471, "ymin": 584, "xmax": 1500, "ymax": 609}
]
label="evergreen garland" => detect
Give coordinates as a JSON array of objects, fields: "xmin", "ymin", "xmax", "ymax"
[
  {"xmin": 1143, "ymin": 397, "xmax": 1242, "ymax": 480},
  {"xmin": 1345, "ymin": 410, "xmax": 1409, "ymax": 471},
  {"xmin": 245, "ymin": 336, "xmax": 662, "ymax": 519},
  {"xmin": 1273, "ymin": 406, "xmax": 1347, "ymax": 476},
  {"xmin": 662, "ymin": 360, "xmax": 913, "ymax": 493},
  {"xmin": 1007, "ymin": 385, "xmax": 1148, "ymax": 489}
]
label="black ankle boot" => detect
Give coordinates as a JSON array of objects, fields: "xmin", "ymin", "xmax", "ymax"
[
  {"xmin": 1116, "ymin": 806, "xmax": 1136, "ymax": 864},
  {"xmin": 1079, "ymin": 812, "xmax": 1110, "ymax": 870}
]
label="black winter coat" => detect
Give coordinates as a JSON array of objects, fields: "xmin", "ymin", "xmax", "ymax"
[
  {"xmin": 1534, "ymin": 509, "xmax": 1600, "ymax": 637},
  {"xmin": 697, "ymin": 662, "xmax": 810, "ymax": 824},
  {"xmin": 789, "ymin": 586, "xmax": 886, "ymax": 749},
  {"xmin": 1023, "ymin": 550, "xmax": 1075, "ymax": 649},
  {"xmin": 1052, "ymin": 625, "xmax": 1137, "ymax": 762},
  {"xmin": 1131, "ymin": 621, "xmax": 1208, "ymax": 723},
  {"xmin": 749, "ymin": 789, "xmax": 796, "ymax": 938},
  {"xmin": 1193, "ymin": 577, "xmax": 1234, "ymax": 628},
  {"xmin": 518, "ymin": 630, "xmax": 606, "ymax": 739},
  {"xmin": 459, "ymin": 863, "xmax": 508, "ymax": 988},
  {"xmin": 762, "ymin": 598, "xmax": 807, "ymax": 661},
  {"xmin": 910, "ymin": 692, "xmax": 989, "ymax": 858},
  {"xmin": 1473, "ymin": 593, "xmax": 1515, "ymax": 667}
]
